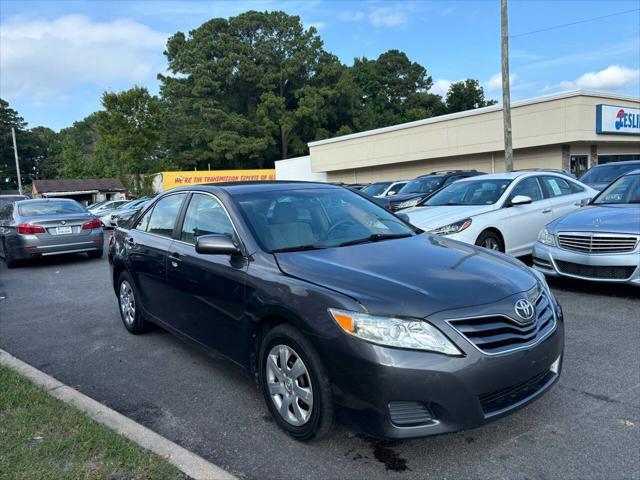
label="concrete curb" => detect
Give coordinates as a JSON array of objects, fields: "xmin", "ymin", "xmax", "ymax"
[{"xmin": 0, "ymin": 348, "xmax": 237, "ymax": 480}]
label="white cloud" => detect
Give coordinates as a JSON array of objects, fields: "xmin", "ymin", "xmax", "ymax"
[
  {"xmin": 431, "ymin": 79, "xmax": 452, "ymax": 96},
  {"xmin": 485, "ymin": 73, "xmax": 518, "ymax": 92},
  {"xmin": 0, "ymin": 15, "xmax": 168, "ymax": 101},
  {"xmin": 368, "ymin": 7, "xmax": 408, "ymax": 28},
  {"xmin": 556, "ymin": 65, "xmax": 640, "ymax": 91},
  {"xmin": 337, "ymin": 11, "xmax": 365, "ymax": 22}
]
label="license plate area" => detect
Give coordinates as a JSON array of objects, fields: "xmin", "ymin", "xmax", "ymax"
[{"xmin": 55, "ymin": 226, "xmax": 73, "ymax": 235}]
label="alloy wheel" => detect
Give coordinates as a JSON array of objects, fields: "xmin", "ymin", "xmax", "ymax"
[
  {"xmin": 482, "ymin": 238, "xmax": 501, "ymax": 250},
  {"xmin": 266, "ymin": 344, "xmax": 313, "ymax": 426},
  {"xmin": 119, "ymin": 280, "xmax": 136, "ymax": 326}
]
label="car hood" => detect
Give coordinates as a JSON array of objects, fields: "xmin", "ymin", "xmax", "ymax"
[
  {"xmin": 404, "ymin": 205, "xmax": 494, "ymax": 230},
  {"xmin": 549, "ymin": 204, "xmax": 640, "ymax": 234},
  {"xmin": 274, "ymin": 234, "xmax": 536, "ymax": 318}
]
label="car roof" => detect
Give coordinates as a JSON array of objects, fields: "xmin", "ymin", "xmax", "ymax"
[
  {"xmin": 15, "ymin": 198, "xmax": 77, "ymax": 204},
  {"xmin": 591, "ymin": 160, "xmax": 640, "ymax": 168},
  {"xmin": 166, "ymin": 181, "xmax": 343, "ymax": 196},
  {"xmin": 455, "ymin": 171, "xmax": 540, "ymax": 181}
]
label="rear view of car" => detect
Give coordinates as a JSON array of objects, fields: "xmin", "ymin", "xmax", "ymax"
[{"xmin": 0, "ymin": 199, "xmax": 103, "ymax": 268}]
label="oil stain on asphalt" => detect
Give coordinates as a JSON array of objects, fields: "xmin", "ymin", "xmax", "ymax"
[{"xmin": 355, "ymin": 435, "xmax": 410, "ymax": 472}]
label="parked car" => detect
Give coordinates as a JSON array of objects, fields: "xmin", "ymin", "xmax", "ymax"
[
  {"xmin": 385, "ymin": 170, "xmax": 485, "ymax": 211},
  {"xmin": 360, "ymin": 180, "xmax": 408, "ymax": 198},
  {"xmin": 0, "ymin": 194, "xmax": 28, "ymax": 209},
  {"xmin": 109, "ymin": 182, "xmax": 564, "ymax": 441},
  {"xmin": 404, "ymin": 172, "xmax": 597, "ymax": 257},
  {"xmin": 533, "ymin": 169, "xmax": 640, "ymax": 285},
  {"xmin": 578, "ymin": 160, "xmax": 640, "ymax": 191},
  {"xmin": 89, "ymin": 199, "xmax": 129, "ymax": 215},
  {"xmin": 0, "ymin": 198, "xmax": 103, "ymax": 268},
  {"xmin": 108, "ymin": 196, "xmax": 155, "ymax": 227}
]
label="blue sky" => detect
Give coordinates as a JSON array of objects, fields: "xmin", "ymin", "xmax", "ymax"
[{"xmin": 1, "ymin": 0, "xmax": 639, "ymax": 131}]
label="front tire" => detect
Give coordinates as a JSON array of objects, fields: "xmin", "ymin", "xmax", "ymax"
[
  {"xmin": 116, "ymin": 271, "xmax": 149, "ymax": 334},
  {"xmin": 259, "ymin": 324, "xmax": 334, "ymax": 441},
  {"xmin": 475, "ymin": 230, "xmax": 504, "ymax": 252}
]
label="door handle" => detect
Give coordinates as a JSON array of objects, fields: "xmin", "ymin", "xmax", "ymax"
[
  {"xmin": 168, "ymin": 254, "xmax": 181, "ymax": 268},
  {"xmin": 126, "ymin": 237, "xmax": 135, "ymax": 247},
  {"xmin": 542, "ymin": 208, "xmax": 552, "ymax": 214}
]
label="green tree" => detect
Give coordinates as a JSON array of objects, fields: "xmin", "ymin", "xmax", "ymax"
[
  {"xmin": 351, "ymin": 50, "xmax": 445, "ymax": 129},
  {"xmin": 160, "ymin": 11, "xmax": 358, "ymax": 168},
  {"xmin": 445, "ymin": 79, "xmax": 497, "ymax": 113},
  {"xmin": 97, "ymin": 87, "xmax": 163, "ymax": 175}
]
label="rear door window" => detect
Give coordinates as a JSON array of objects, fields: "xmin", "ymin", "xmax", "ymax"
[
  {"xmin": 541, "ymin": 176, "xmax": 573, "ymax": 198},
  {"xmin": 138, "ymin": 194, "xmax": 186, "ymax": 237}
]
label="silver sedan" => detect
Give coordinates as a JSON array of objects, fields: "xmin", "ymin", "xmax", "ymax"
[
  {"xmin": 533, "ymin": 169, "xmax": 640, "ymax": 286},
  {"xmin": 0, "ymin": 198, "xmax": 104, "ymax": 268}
]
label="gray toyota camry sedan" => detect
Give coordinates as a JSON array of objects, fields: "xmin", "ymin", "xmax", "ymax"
[
  {"xmin": 0, "ymin": 198, "xmax": 103, "ymax": 268},
  {"xmin": 109, "ymin": 182, "xmax": 564, "ymax": 441},
  {"xmin": 534, "ymin": 169, "xmax": 640, "ymax": 285}
]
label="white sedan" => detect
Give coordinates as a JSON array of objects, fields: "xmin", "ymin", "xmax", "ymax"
[{"xmin": 404, "ymin": 172, "xmax": 598, "ymax": 257}]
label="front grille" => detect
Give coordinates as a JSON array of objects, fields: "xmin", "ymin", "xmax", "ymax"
[
  {"xmin": 558, "ymin": 232, "xmax": 638, "ymax": 254},
  {"xmin": 448, "ymin": 292, "xmax": 556, "ymax": 355},
  {"xmin": 556, "ymin": 261, "xmax": 637, "ymax": 280},
  {"xmin": 479, "ymin": 370, "xmax": 556, "ymax": 415},
  {"xmin": 388, "ymin": 401, "xmax": 434, "ymax": 427}
]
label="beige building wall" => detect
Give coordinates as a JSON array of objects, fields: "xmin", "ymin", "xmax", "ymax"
[{"xmin": 310, "ymin": 91, "xmax": 640, "ymax": 182}]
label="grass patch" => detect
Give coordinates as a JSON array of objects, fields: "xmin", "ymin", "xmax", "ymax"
[{"xmin": 0, "ymin": 364, "xmax": 186, "ymax": 480}]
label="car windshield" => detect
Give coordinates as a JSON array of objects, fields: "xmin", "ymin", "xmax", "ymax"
[
  {"xmin": 592, "ymin": 173, "xmax": 640, "ymax": 204},
  {"xmin": 18, "ymin": 200, "xmax": 85, "ymax": 216},
  {"xmin": 361, "ymin": 182, "xmax": 391, "ymax": 196},
  {"xmin": 424, "ymin": 179, "xmax": 512, "ymax": 206},
  {"xmin": 398, "ymin": 176, "xmax": 444, "ymax": 194},
  {"xmin": 580, "ymin": 163, "xmax": 640, "ymax": 185},
  {"xmin": 235, "ymin": 188, "xmax": 418, "ymax": 252}
]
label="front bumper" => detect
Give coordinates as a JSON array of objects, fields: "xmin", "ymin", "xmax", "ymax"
[
  {"xmin": 8, "ymin": 229, "xmax": 104, "ymax": 260},
  {"xmin": 532, "ymin": 241, "xmax": 640, "ymax": 286},
  {"xmin": 315, "ymin": 306, "xmax": 564, "ymax": 439}
]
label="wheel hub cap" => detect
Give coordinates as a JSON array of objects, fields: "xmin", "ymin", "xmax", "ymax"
[{"xmin": 266, "ymin": 344, "xmax": 313, "ymax": 426}]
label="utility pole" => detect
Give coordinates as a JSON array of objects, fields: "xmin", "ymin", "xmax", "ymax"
[
  {"xmin": 501, "ymin": 0, "xmax": 514, "ymax": 172},
  {"xmin": 11, "ymin": 127, "xmax": 23, "ymax": 195}
]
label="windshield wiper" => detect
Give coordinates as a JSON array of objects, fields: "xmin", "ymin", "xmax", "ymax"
[
  {"xmin": 271, "ymin": 245, "xmax": 327, "ymax": 253},
  {"xmin": 338, "ymin": 233, "xmax": 412, "ymax": 247}
]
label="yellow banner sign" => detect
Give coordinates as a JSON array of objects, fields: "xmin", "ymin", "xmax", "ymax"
[{"xmin": 162, "ymin": 169, "xmax": 276, "ymax": 191}]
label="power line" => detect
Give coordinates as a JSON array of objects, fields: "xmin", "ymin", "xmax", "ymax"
[{"xmin": 511, "ymin": 8, "xmax": 640, "ymax": 38}]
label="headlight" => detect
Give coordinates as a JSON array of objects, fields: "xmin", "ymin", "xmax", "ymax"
[
  {"xmin": 396, "ymin": 198, "xmax": 420, "ymax": 209},
  {"xmin": 538, "ymin": 228, "xmax": 556, "ymax": 246},
  {"xmin": 429, "ymin": 218, "xmax": 472, "ymax": 236},
  {"xmin": 328, "ymin": 309, "xmax": 462, "ymax": 355}
]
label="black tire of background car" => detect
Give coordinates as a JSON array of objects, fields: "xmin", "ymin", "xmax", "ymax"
[
  {"xmin": 3, "ymin": 239, "xmax": 19, "ymax": 269},
  {"xmin": 259, "ymin": 324, "xmax": 334, "ymax": 441},
  {"xmin": 475, "ymin": 230, "xmax": 505, "ymax": 252}
]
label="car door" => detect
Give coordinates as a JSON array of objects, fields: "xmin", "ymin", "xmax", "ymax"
[
  {"xmin": 503, "ymin": 176, "xmax": 553, "ymax": 256},
  {"xmin": 126, "ymin": 193, "xmax": 187, "ymax": 321},
  {"xmin": 540, "ymin": 175, "xmax": 589, "ymax": 221},
  {"xmin": 165, "ymin": 192, "xmax": 248, "ymax": 361}
]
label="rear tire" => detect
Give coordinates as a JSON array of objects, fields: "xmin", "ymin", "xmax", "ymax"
[
  {"xmin": 87, "ymin": 249, "xmax": 103, "ymax": 259},
  {"xmin": 116, "ymin": 271, "xmax": 150, "ymax": 334},
  {"xmin": 3, "ymin": 240, "xmax": 19, "ymax": 269},
  {"xmin": 475, "ymin": 230, "xmax": 504, "ymax": 252},
  {"xmin": 259, "ymin": 324, "xmax": 334, "ymax": 441}
]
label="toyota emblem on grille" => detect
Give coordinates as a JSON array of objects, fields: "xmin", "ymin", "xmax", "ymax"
[{"xmin": 514, "ymin": 299, "xmax": 535, "ymax": 322}]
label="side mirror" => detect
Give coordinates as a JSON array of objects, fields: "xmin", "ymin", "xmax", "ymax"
[
  {"xmin": 387, "ymin": 190, "xmax": 396, "ymax": 196},
  {"xmin": 397, "ymin": 213, "xmax": 410, "ymax": 223},
  {"xmin": 510, "ymin": 195, "xmax": 532, "ymax": 206},
  {"xmin": 195, "ymin": 234, "xmax": 240, "ymax": 255},
  {"xmin": 581, "ymin": 197, "xmax": 592, "ymax": 207}
]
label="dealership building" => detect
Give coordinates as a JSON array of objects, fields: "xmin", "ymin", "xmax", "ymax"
[{"xmin": 305, "ymin": 90, "xmax": 639, "ymax": 183}]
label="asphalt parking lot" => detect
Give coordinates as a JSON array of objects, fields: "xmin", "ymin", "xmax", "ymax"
[{"xmin": 1, "ymin": 234, "xmax": 638, "ymax": 480}]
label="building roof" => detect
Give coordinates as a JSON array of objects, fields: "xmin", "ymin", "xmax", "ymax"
[
  {"xmin": 33, "ymin": 178, "xmax": 125, "ymax": 193},
  {"xmin": 308, "ymin": 89, "xmax": 640, "ymax": 148}
]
